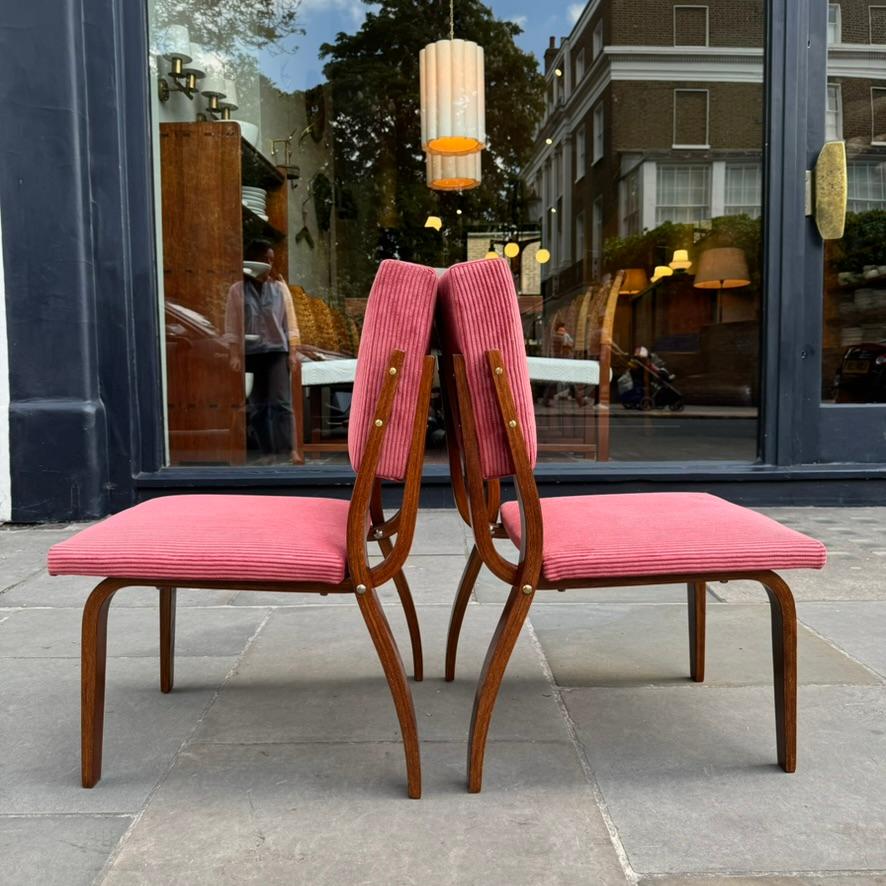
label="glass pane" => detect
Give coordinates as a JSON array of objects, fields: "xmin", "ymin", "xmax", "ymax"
[
  {"xmin": 821, "ymin": 12, "xmax": 886, "ymax": 405},
  {"xmin": 147, "ymin": 0, "xmax": 764, "ymax": 466}
]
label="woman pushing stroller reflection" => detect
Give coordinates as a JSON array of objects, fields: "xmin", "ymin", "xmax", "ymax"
[{"xmin": 225, "ymin": 240, "xmax": 300, "ymax": 463}]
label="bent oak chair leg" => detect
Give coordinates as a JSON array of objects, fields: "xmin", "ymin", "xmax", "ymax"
[
  {"xmin": 687, "ymin": 580, "xmax": 706, "ymax": 682},
  {"xmin": 761, "ymin": 572, "xmax": 798, "ymax": 773},
  {"xmin": 82, "ymin": 579, "xmax": 125, "ymax": 788},
  {"xmin": 159, "ymin": 586, "xmax": 176, "ymax": 693},
  {"xmin": 376, "ymin": 536, "xmax": 423, "ymax": 682},
  {"xmin": 445, "ymin": 544, "xmax": 482, "ymax": 682},
  {"xmin": 356, "ymin": 586, "xmax": 422, "ymax": 799},
  {"xmin": 467, "ymin": 582, "xmax": 535, "ymax": 793}
]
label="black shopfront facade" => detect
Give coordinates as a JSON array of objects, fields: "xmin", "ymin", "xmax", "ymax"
[{"xmin": 1, "ymin": 0, "xmax": 884, "ymax": 523}]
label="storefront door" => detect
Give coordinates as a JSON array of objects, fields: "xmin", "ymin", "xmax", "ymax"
[{"xmin": 813, "ymin": 2, "xmax": 886, "ymax": 462}]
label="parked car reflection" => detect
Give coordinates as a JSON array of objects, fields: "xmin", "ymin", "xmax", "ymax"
[{"xmin": 833, "ymin": 341, "xmax": 886, "ymax": 403}]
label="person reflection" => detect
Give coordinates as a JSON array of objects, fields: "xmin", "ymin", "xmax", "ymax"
[
  {"xmin": 542, "ymin": 322, "xmax": 586, "ymax": 408},
  {"xmin": 225, "ymin": 240, "xmax": 299, "ymax": 464}
]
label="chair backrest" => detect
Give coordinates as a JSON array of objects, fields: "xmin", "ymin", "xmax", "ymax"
[
  {"xmin": 437, "ymin": 258, "xmax": 537, "ymax": 480},
  {"xmin": 348, "ymin": 259, "xmax": 439, "ymax": 481}
]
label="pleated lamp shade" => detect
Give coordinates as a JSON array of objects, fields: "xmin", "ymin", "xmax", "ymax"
[
  {"xmin": 693, "ymin": 248, "xmax": 750, "ymax": 289},
  {"xmin": 426, "ymin": 151, "xmax": 481, "ymax": 190},
  {"xmin": 619, "ymin": 268, "xmax": 650, "ymax": 295},
  {"xmin": 420, "ymin": 39, "xmax": 486, "ymax": 156}
]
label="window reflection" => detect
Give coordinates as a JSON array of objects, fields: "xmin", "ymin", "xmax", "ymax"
[
  {"xmin": 822, "ymin": 2, "xmax": 886, "ymax": 404},
  {"xmin": 149, "ymin": 0, "xmax": 770, "ymax": 465}
]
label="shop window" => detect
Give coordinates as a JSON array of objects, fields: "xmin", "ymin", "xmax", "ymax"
[
  {"xmin": 847, "ymin": 161, "xmax": 886, "ymax": 211},
  {"xmin": 873, "ymin": 87, "xmax": 886, "ymax": 143},
  {"xmin": 674, "ymin": 6, "xmax": 709, "ymax": 47},
  {"xmin": 724, "ymin": 164, "xmax": 762, "ymax": 218},
  {"xmin": 575, "ymin": 48, "xmax": 585, "ymax": 84},
  {"xmin": 826, "ymin": 84, "xmax": 843, "ymax": 141},
  {"xmin": 828, "ymin": 4, "xmax": 842, "ymax": 44},
  {"xmin": 871, "ymin": 6, "xmax": 886, "ymax": 43},
  {"xmin": 593, "ymin": 103, "xmax": 604, "ymax": 162},
  {"xmin": 673, "ymin": 89, "xmax": 709, "ymax": 148},
  {"xmin": 575, "ymin": 126, "xmax": 586, "ymax": 181},
  {"xmin": 656, "ymin": 164, "xmax": 711, "ymax": 224},
  {"xmin": 575, "ymin": 210, "xmax": 586, "ymax": 265},
  {"xmin": 592, "ymin": 19, "xmax": 604, "ymax": 59},
  {"xmin": 621, "ymin": 168, "xmax": 641, "ymax": 234},
  {"xmin": 591, "ymin": 197, "xmax": 603, "ymax": 279}
]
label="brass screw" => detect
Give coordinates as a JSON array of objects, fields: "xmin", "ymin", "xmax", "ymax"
[
  {"xmin": 389, "ymin": 367, "xmax": 398, "ymax": 375},
  {"xmin": 495, "ymin": 366, "xmax": 503, "ymax": 375},
  {"xmin": 375, "ymin": 419, "xmax": 384, "ymax": 427},
  {"xmin": 508, "ymin": 419, "xmax": 517, "ymax": 428},
  {"xmin": 356, "ymin": 584, "xmax": 368, "ymax": 595},
  {"xmin": 521, "ymin": 584, "xmax": 533, "ymax": 595}
]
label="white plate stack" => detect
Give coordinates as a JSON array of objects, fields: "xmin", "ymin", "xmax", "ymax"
[{"xmin": 242, "ymin": 186, "xmax": 268, "ymax": 222}]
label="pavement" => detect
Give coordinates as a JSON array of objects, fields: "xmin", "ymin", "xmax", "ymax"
[{"xmin": 1, "ymin": 506, "xmax": 885, "ymax": 885}]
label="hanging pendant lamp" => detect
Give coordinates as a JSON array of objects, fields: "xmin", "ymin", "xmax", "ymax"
[
  {"xmin": 426, "ymin": 151, "xmax": 481, "ymax": 190},
  {"xmin": 420, "ymin": 0, "xmax": 486, "ymax": 156}
]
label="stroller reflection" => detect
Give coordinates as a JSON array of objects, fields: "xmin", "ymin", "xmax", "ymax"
[{"xmin": 616, "ymin": 345, "xmax": 685, "ymax": 412}]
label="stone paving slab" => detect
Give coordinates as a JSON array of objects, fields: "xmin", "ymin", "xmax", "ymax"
[
  {"xmin": 0, "ymin": 656, "xmax": 240, "ymax": 814},
  {"xmin": 193, "ymin": 604, "xmax": 570, "ymax": 745},
  {"xmin": 228, "ymin": 553, "xmax": 477, "ymax": 607},
  {"xmin": 478, "ymin": 581, "xmax": 721, "ymax": 605},
  {"xmin": 101, "ymin": 741, "xmax": 627, "ymax": 886},
  {"xmin": 798, "ymin": 602, "xmax": 886, "ymax": 678},
  {"xmin": 643, "ymin": 878, "xmax": 886, "ymax": 885},
  {"xmin": 0, "ymin": 605, "xmax": 268, "ymax": 659},
  {"xmin": 408, "ymin": 510, "xmax": 470, "ymax": 556},
  {"xmin": 529, "ymin": 603, "xmax": 879, "ymax": 688},
  {"xmin": 0, "ymin": 814, "xmax": 132, "ymax": 886},
  {"xmin": 0, "ymin": 508, "xmax": 883, "ymax": 884},
  {"xmin": 0, "ymin": 571, "xmax": 237, "ymax": 608},
  {"xmin": 564, "ymin": 684, "xmax": 886, "ymax": 875},
  {"xmin": 0, "ymin": 527, "xmax": 78, "ymax": 592}
]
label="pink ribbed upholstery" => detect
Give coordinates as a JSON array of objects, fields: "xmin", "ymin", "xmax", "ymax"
[
  {"xmin": 348, "ymin": 259, "xmax": 438, "ymax": 481},
  {"xmin": 500, "ymin": 493, "xmax": 827, "ymax": 582},
  {"xmin": 437, "ymin": 259, "xmax": 537, "ymax": 480},
  {"xmin": 48, "ymin": 495, "xmax": 351, "ymax": 584}
]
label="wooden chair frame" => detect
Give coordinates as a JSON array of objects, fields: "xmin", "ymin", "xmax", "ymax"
[
  {"xmin": 80, "ymin": 350, "xmax": 435, "ymax": 800},
  {"xmin": 441, "ymin": 349, "xmax": 798, "ymax": 793}
]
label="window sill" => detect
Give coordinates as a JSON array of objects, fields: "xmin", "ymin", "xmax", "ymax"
[{"xmin": 672, "ymin": 144, "xmax": 711, "ymax": 149}]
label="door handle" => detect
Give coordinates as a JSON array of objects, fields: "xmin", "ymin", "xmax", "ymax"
[{"xmin": 810, "ymin": 141, "xmax": 847, "ymax": 240}]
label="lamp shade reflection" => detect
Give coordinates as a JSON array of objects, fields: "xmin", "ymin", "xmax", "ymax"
[
  {"xmin": 426, "ymin": 151, "xmax": 481, "ymax": 191},
  {"xmin": 693, "ymin": 248, "xmax": 750, "ymax": 289},
  {"xmin": 669, "ymin": 249, "xmax": 692, "ymax": 270},
  {"xmin": 420, "ymin": 39, "xmax": 486, "ymax": 155},
  {"xmin": 620, "ymin": 268, "xmax": 650, "ymax": 294},
  {"xmin": 162, "ymin": 25, "xmax": 191, "ymax": 63},
  {"xmin": 651, "ymin": 265, "xmax": 674, "ymax": 282}
]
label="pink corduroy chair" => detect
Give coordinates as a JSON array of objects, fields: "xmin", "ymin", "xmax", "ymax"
[
  {"xmin": 436, "ymin": 258, "xmax": 827, "ymax": 793},
  {"xmin": 48, "ymin": 259, "xmax": 439, "ymax": 799}
]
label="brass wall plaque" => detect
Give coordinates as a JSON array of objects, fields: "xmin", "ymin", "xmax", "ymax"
[{"xmin": 814, "ymin": 141, "xmax": 848, "ymax": 241}]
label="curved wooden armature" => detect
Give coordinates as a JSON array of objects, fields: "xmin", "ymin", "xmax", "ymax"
[
  {"xmin": 80, "ymin": 350, "xmax": 436, "ymax": 800},
  {"xmin": 443, "ymin": 347, "xmax": 799, "ymax": 791}
]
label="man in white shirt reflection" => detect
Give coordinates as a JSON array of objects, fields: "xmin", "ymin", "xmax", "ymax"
[{"xmin": 225, "ymin": 240, "xmax": 299, "ymax": 464}]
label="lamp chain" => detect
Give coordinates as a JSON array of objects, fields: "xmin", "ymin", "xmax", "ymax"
[{"xmin": 449, "ymin": 0, "xmax": 454, "ymax": 40}]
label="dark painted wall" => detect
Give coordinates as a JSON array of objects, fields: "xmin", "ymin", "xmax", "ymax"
[{"xmin": 0, "ymin": 0, "xmax": 163, "ymax": 521}]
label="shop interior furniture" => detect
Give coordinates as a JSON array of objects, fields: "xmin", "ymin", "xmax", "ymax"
[
  {"xmin": 47, "ymin": 259, "xmax": 439, "ymax": 800},
  {"xmin": 437, "ymin": 257, "xmax": 827, "ymax": 793},
  {"xmin": 533, "ymin": 274, "xmax": 624, "ymax": 461},
  {"xmin": 160, "ymin": 121, "xmax": 294, "ymax": 465}
]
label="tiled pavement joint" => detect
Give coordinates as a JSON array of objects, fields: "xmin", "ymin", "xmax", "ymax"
[
  {"xmin": 525, "ymin": 616, "xmax": 639, "ymax": 885},
  {"xmin": 92, "ymin": 608, "xmax": 275, "ymax": 885}
]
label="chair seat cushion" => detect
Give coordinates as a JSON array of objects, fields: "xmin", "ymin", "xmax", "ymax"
[
  {"xmin": 500, "ymin": 493, "xmax": 827, "ymax": 583},
  {"xmin": 48, "ymin": 495, "xmax": 351, "ymax": 585}
]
